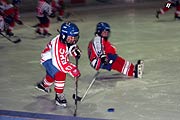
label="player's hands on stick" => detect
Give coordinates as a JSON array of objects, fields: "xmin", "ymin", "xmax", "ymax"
[
  {"xmin": 100, "ymin": 54, "xmax": 108, "ymax": 64},
  {"xmin": 72, "ymin": 46, "xmax": 81, "ymax": 59},
  {"xmin": 71, "ymin": 68, "xmax": 81, "ymax": 78}
]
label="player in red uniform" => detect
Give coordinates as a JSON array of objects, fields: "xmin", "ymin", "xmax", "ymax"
[
  {"xmin": 36, "ymin": 22, "xmax": 81, "ymax": 107},
  {"xmin": 156, "ymin": 0, "xmax": 180, "ymax": 19},
  {"xmin": 51, "ymin": 0, "xmax": 65, "ymax": 21},
  {"xmin": 0, "ymin": 0, "xmax": 23, "ymax": 36},
  {"xmin": 88, "ymin": 22, "xmax": 144, "ymax": 78}
]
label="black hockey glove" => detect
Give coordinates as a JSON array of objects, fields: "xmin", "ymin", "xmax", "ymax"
[
  {"xmin": 100, "ymin": 54, "xmax": 108, "ymax": 64},
  {"xmin": 71, "ymin": 47, "xmax": 81, "ymax": 59},
  {"xmin": 74, "ymin": 49, "xmax": 81, "ymax": 59}
]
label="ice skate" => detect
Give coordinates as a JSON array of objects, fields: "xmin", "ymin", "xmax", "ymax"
[
  {"xmin": 36, "ymin": 82, "xmax": 51, "ymax": 93},
  {"xmin": 156, "ymin": 10, "xmax": 160, "ymax": 19},
  {"xmin": 55, "ymin": 93, "xmax": 67, "ymax": 107},
  {"xmin": 6, "ymin": 31, "xmax": 14, "ymax": 37},
  {"xmin": 35, "ymin": 29, "xmax": 42, "ymax": 35},
  {"xmin": 175, "ymin": 15, "xmax": 180, "ymax": 20},
  {"xmin": 137, "ymin": 60, "xmax": 144, "ymax": 73},
  {"xmin": 134, "ymin": 60, "xmax": 144, "ymax": 78}
]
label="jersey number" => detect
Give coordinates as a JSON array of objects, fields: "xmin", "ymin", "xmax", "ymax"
[{"xmin": 166, "ymin": 3, "xmax": 171, "ymax": 8}]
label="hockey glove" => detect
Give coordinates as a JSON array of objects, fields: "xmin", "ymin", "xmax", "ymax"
[
  {"xmin": 71, "ymin": 68, "xmax": 81, "ymax": 78},
  {"xmin": 72, "ymin": 47, "xmax": 81, "ymax": 59},
  {"xmin": 100, "ymin": 54, "xmax": 108, "ymax": 64}
]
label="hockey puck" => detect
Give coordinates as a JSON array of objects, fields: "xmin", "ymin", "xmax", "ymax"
[{"xmin": 107, "ymin": 108, "xmax": 115, "ymax": 112}]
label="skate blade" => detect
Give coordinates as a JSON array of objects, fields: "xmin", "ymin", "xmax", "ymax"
[
  {"xmin": 137, "ymin": 64, "xmax": 143, "ymax": 78},
  {"xmin": 56, "ymin": 101, "xmax": 67, "ymax": 108}
]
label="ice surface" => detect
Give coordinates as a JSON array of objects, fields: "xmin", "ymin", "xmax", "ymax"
[{"xmin": 1, "ymin": 1, "xmax": 180, "ymax": 120}]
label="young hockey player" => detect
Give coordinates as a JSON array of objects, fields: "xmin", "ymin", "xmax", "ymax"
[
  {"xmin": 51, "ymin": 0, "xmax": 65, "ymax": 21},
  {"xmin": 36, "ymin": 22, "xmax": 81, "ymax": 107},
  {"xmin": 156, "ymin": 0, "xmax": 180, "ymax": 19},
  {"xmin": 36, "ymin": 0, "xmax": 53, "ymax": 37},
  {"xmin": 88, "ymin": 22, "xmax": 144, "ymax": 78},
  {"xmin": 0, "ymin": 0, "xmax": 23, "ymax": 36}
]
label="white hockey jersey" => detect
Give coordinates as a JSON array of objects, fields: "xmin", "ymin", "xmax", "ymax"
[
  {"xmin": 41, "ymin": 35, "xmax": 78, "ymax": 77},
  {"xmin": 36, "ymin": 0, "xmax": 52, "ymax": 17}
]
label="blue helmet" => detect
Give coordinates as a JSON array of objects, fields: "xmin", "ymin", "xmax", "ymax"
[
  {"xmin": 12, "ymin": 0, "xmax": 21, "ymax": 5},
  {"xmin": 59, "ymin": 22, "xmax": 79, "ymax": 44},
  {"xmin": 96, "ymin": 22, "xmax": 111, "ymax": 38}
]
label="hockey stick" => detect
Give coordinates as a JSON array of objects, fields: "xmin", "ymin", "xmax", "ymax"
[
  {"xmin": 73, "ymin": 57, "xmax": 79, "ymax": 117},
  {"xmin": 72, "ymin": 71, "xmax": 100, "ymax": 102},
  {"xmin": 23, "ymin": 24, "xmax": 36, "ymax": 30},
  {"xmin": 0, "ymin": 32, "xmax": 21, "ymax": 44},
  {"xmin": 80, "ymin": 71, "xmax": 100, "ymax": 102},
  {"xmin": 32, "ymin": 23, "xmax": 39, "ymax": 28}
]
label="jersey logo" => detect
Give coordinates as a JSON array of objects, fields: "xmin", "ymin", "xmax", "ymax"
[{"xmin": 59, "ymin": 48, "xmax": 67, "ymax": 65}]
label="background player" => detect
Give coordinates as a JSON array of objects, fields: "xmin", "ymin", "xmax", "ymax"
[
  {"xmin": 88, "ymin": 22, "xmax": 144, "ymax": 78},
  {"xmin": 51, "ymin": 0, "xmax": 65, "ymax": 21},
  {"xmin": 36, "ymin": 22, "xmax": 81, "ymax": 107},
  {"xmin": 35, "ymin": 0, "xmax": 53, "ymax": 37},
  {"xmin": 156, "ymin": 0, "xmax": 180, "ymax": 19},
  {"xmin": 0, "ymin": 0, "xmax": 23, "ymax": 36}
]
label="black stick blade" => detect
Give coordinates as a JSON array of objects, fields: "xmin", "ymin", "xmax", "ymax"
[
  {"xmin": 13, "ymin": 39, "xmax": 21, "ymax": 43},
  {"xmin": 72, "ymin": 94, "xmax": 82, "ymax": 101},
  {"xmin": 73, "ymin": 112, "xmax": 77, "ymax": 117}
]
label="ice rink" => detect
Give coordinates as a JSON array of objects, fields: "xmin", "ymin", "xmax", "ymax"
[{"xmin": 1, "ymin": 0, "xmax": 180, "ymax": 120}]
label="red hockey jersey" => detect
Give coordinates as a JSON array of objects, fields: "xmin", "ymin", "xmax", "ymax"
[{"xmin": 88, "ymin": 36, "xmax": 116, "ymax": 70}]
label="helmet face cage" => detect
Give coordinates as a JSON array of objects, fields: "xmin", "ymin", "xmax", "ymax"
[
  {"xmin": 59, "ymin": 22, "xmax": 79, "ymax": 45},
  {"xmin": 96, "ymin": 22, "xmax": 110, "ymax": 39}
]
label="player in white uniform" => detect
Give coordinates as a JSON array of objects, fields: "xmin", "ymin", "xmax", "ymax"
[
  {"xmin": 36, "ymin": 0, "xmax": 53, "ymax": 36},
  {"xmin": 36, "ymin": 22, "xmax": 81, "ymax": 107}
]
